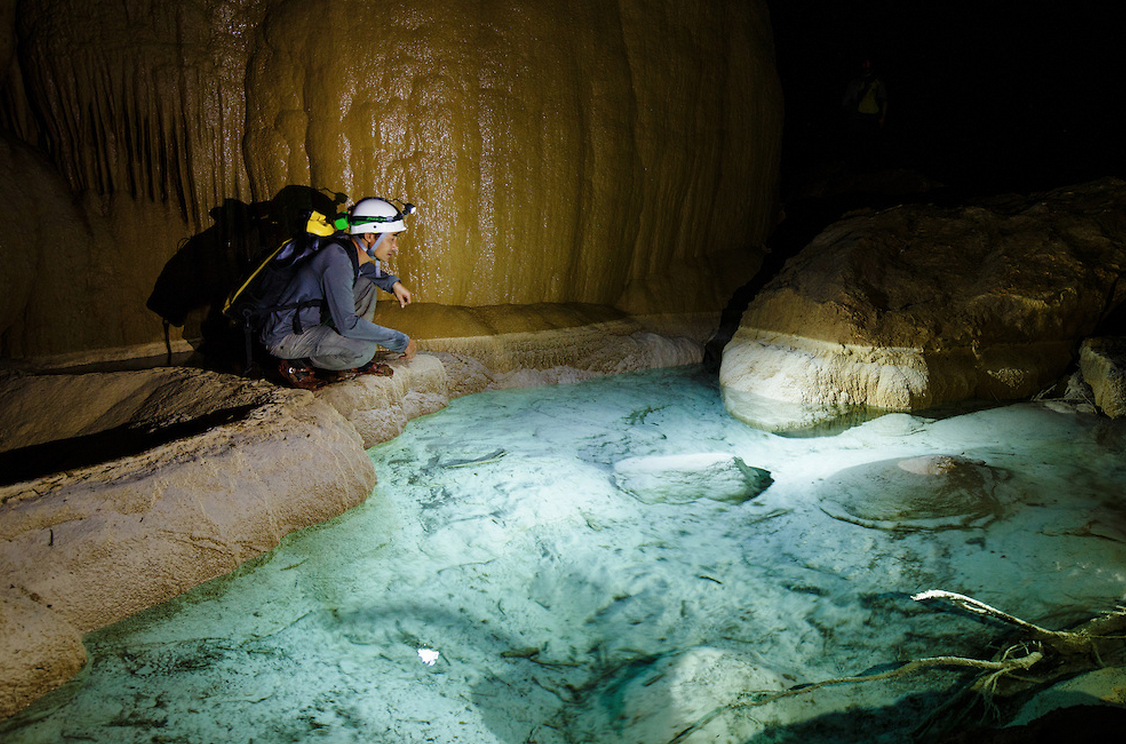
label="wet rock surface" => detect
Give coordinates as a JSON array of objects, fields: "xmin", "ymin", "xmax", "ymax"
[
  {"xmin": 1, "ymin": 0, "xmax": 780, "ymax": 358},
  {"xmin": 0, "ymin": 367, "xmax": 276, "ymax": 485},
  {"xmin": 818, "ymin": 455, "xmax": 1012, "ymax": 532},
  {"xmin": 720, "ymin": 178, "xmax": 1126, "ymax": 432},
  {"xmin": 1079, "ymin": 336, "xmax": 1126, "ymax": 418},
  {"xmin": 612, "ymin": 453, "xmax": 772, "ymax": 505},
  {"xmin": 0, "ymin": 368, "xmax": 381, "ymax": 718},
  {"xmin": 0, "ymin": 593, "xmax": 86, "ymax": 723}
]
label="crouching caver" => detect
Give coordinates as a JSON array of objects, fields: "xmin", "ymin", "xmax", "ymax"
[{"xmin": 263, "ymin": 197, "xmax": 418, "ymax": 390}]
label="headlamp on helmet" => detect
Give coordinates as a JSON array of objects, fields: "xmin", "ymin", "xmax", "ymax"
[{"xmin": 337, "ymin": 197, "xmax": 417, "ymax": 234}]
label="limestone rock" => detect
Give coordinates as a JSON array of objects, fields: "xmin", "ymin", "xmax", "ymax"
[
  {"xmin": 0, "ymin": 593, "xmax": 86, "ymax": 720},
  {"xmin": 315, "ymin": 354, "xmax": 450, "ymax": 448},
  {"xmin": 721, "ymin": 178, "xmax": 1126, "ymax": 431},
  {"xmin": 426, "ymin": 325, "xmax": 703, "ymax": 397},
  {"xmin": 1, "ymin": 0, "xmax": 781, "ymax": 358},
  {"xmin": 0, "ymin": 368, "xmax": 376, "ymax": 633},
  {"xmin": 1079, "ymin": 337, "xmax": 1126, "ymax": 418},
  {"xmin": 373, "ymin": 302, "xmax": 708, "ymax": 397},
  {"xmin": 818, "ymin": 455, "xmax": 1012, "ymax": 532},
  {"xmin": 0, "ymin": 135, "xmax": 105, "ymax": 357},
  {"xmin": 612, "ymin": 453, "xmax": 772, "ymax": 505}
]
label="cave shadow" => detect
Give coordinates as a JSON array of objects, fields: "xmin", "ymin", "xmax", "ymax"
[
  {"xmin": 742, "ymin": 695, "xmax": 1126, "ymax": 744},
  {"xmin": 0, "ymin": 403, "xmax": 258, "ymax": 487},
  {"xmin": 145, "ymin": 185, "xmax": 347, "ymax": 377},
  {"xmin": 703, "ymin": 191, "xmax": 899, "ymax": 374}
]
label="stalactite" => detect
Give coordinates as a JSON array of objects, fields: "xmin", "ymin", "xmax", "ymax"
[{"xmin": 4, "ymin": 1, "xmax": 264, "ymax": 231}]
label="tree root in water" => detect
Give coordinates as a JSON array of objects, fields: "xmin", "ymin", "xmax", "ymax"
[{"xmin": 670, "ymin": 590, "xmax": 1126, "ymax": 743}]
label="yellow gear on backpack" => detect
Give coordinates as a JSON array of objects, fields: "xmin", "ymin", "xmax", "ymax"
[{"xmin": 858, "ymin": 80, "xmax": 881, "ymax": 115}]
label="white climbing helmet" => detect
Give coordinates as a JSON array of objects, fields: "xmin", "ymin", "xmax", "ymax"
[{"xmin": 347, "ymin": 197, "xmax": 416, "ymax": 234}]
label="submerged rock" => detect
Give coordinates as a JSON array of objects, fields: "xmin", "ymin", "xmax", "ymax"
[
  {"xmin": 565, "ymin": 646, "xmax": 785, "ymax": 743},
  {"xmin": 612, "ymin": 453, "xmax": 772, "ymax": 505},
  {"xmin": 721, "ymin": 178, "xmax": 1126, "ymax": 432},
  {"xmin": 819, "ymin": 455, "xmax": 1011, "ymax": 531}
]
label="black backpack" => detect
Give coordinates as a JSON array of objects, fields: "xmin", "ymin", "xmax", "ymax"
[{"xmin": 222, "ymin": 211, "xmax": 358, "ymax": 372}]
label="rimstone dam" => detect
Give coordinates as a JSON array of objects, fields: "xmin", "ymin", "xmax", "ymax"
[{"xmin": 2, "ymin": 0, "xmax": 1126, "ymax": 738}]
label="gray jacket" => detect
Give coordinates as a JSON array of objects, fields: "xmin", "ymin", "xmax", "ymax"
[{"xmin": 260, "ymin": 238, "xmax": 408, "ymax": 351}]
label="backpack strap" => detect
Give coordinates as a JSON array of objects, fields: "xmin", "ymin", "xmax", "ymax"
[
  {"xmin": 339, "ymin": 235, "xmax": 361, "ymax": 277},
  {"xmin": 289, "ymin": 236, "xmax": 361, "ymax": 335}
]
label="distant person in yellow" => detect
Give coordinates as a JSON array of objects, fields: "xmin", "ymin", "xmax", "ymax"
[
  {"xmin": 841, "ymin": 59, "xmax": 888, "ymax": 166},
  {"xmin": 842, "ymin": 58, "xmax": 888, "ymax": 130}
]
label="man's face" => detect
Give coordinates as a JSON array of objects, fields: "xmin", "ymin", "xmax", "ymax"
[{"xmin": 371, "ymin": 232, "xmax": 402, "ymax": 262}]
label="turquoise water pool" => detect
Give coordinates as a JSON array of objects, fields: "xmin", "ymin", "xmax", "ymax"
[{"xmin": 4, "ymin": 366, "xmax": 1125, "ymax": 742}]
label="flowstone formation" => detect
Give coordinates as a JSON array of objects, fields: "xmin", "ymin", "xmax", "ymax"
[
  {"xmin": 817, "ymin": 455, "xmax": 1011, "ymax": 532},
  {"xmin": 720, "ymin": 178, "xmax": 1126, "ymax": 432},
  {"xmin": 1079, "ymin": 337, "xmax": 1126, "ymax": 418},
  {"xmin": 0, "ymin": 0, "xmax": 782, "ymax": 359},
  {"xmin": 0, "ymin": 364, "xmax": 393, "ymax": 718}
]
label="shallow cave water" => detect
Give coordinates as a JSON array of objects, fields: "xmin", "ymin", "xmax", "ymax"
[{"xmin": 3, "ymin": 365, "xmax": 1126, "ymax": 743}]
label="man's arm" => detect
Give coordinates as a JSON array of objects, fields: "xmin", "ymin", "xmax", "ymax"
[
  {"xmin": 360, "ymin": 262, "xmax": 412, "ymax": 307},
  {"xmin": 321, "ymin": 248, "xmax": 411, "ymax": 352}
]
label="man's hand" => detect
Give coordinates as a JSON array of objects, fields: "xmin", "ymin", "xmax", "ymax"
[
  {"xmin": 400, "ymin": 337, "xmax": 417, "ymax": 360},
  {"xmin": 392, "ymin": 282, "xmax": 412, "ymax": 308}
]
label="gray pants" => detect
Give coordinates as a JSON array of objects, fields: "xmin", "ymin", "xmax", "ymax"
[{"xmin": 268, "ymin": 280, "xmax": 381, "ymax": 370}]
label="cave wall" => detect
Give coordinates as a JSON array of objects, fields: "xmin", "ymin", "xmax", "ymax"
[{"xmin": 0, "ymin": 0, "xmax": 783, "ymax": 359}]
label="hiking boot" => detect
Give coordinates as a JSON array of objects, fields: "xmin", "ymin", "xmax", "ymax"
[
  {"xmin": 355, "ymin": 360, "xmax": 394, "ymax": 377},
  {"xmin": 277, "ymin": 359, "xmax": 326, "ymax": 391},
  {"xmin": 319, "ymin": 369, "xmax": 355, "ymax": 383}
]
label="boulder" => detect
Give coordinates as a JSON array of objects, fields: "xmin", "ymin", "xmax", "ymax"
[
  {"xmin": 721, "ymin": 179, "xmax": 1126, "ymax": 432},
  {"xmin": 612, "ymin": 453, "xmax": 772, "ymax": 505},
  {"xmin": 1079, "ymin": 337, "xmax": 1126, "ymax": 418}
]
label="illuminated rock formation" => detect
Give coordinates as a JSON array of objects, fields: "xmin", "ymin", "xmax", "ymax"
[
  {"xmin": 818, "ymin": 455, "xmax": 1012, "ymax": 532},
  {"xmin": 0, "ymin": 594, "xmax": 85, "ymax": 722},
  {"xmin": 0, "ymin": 369, "xmax": 380, "ymax": 632},
  {"xmin": 0, "ymin": 0, "xmax": 782, "ymax": 359},
  {"xmin": 720, "ymin": 178, "xmax": 1126, "ymax": 432},
  {"xmin": 1079, "ymin": 337, "xmax": 1126, "ymax": 418},
  {"xmin": 0, "ymin": 365, "xmax": 387, "ymax": 717},
  {"xmin": 379, "ymin": 302, "xmax": 706, "ymax": 398}
]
